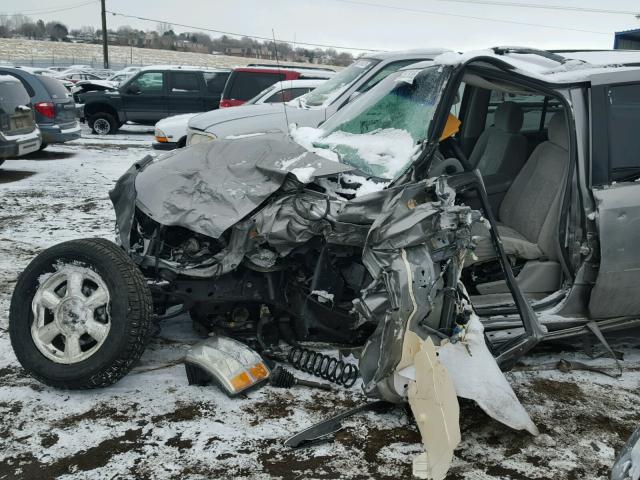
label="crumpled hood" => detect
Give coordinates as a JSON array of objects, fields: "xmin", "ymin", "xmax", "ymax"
[
  {"xmin": 132, "ymin": 132, "xmax": 354, "ymax": 239},
  {"xmin": 188, "ymin": 103, "xmax": 290, "ymax": 131}
]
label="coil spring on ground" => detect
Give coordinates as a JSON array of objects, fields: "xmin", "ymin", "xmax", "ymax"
[{"xmin": 287, "ymin": 346, "xmax": 359, "ymax": 388}]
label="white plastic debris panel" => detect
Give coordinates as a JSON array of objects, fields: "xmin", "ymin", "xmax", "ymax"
[
  {"xmin": 110, "ymin": 132, "xmax": 354, "ymax": 247},
  {"xmin": 437, "ymin": 315, "xmax": 539, "ymax": 436}
]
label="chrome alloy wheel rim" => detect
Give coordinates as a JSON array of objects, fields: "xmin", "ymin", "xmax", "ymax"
[
  {"xmin": 93, "ymin": 118, "xmax": 111, "ymax": 135},
  {"xmin": 31, "ymin": 264, "xmax": 111, "ymax": 364}
]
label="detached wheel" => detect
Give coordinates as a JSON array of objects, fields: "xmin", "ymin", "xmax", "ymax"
[
  {"xmin": 89, "ymin": 112, "xmax": 119, "ymax": 135},
  {"xmin": 9, "ymin": 238, "xmax": 152, "ymax": 389}
]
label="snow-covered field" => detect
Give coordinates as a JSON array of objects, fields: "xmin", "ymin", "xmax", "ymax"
[
  {"xmin": 0, "ymin": 38, "xmax": 329, "ymax": 71},
  {"xmin": 1, "ymin": 127, "xmax": 639, "ymax": 479}
]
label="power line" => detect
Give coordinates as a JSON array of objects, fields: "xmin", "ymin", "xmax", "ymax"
[
  {"xmin": 331, "ymin": 0, "xmax": 614, "ymax": 35},
  {"xmin": 105, "ymin": 10, "xmax": 381, "ymax": 52},
  {"xmin": 0, "ymin": 1, "xmax": 98, "ymax": 17},
  {"xmin": 411, "ymin": 0, "xmax": 639, "ymax": 16}
]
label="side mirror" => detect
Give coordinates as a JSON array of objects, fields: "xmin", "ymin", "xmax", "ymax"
[{"xmin": 126, "ymin": 84, "xmax": 140, "ymax": 95}]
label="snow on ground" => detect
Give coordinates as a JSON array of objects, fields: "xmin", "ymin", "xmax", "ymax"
[{"xmin": 1, "ymin": 126, "xmax": 640, "ymax": 479}]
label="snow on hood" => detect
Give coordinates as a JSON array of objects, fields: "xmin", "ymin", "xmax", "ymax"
[
  {"xmin": 156, "ymin": 113, "xmax": 200, "ymax": 129},
  {"xmin": 291, "ymin": 124, "xmax": 418, "ymax": 180}
]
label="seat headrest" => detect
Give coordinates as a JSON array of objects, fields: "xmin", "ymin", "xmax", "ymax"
[
  {"xmin": 494, "ymin": 101, "xmax": 523, "ymax": 133},
  {"xmin": 547, "ymin": 111, "xmax": 569, "ymax": 150}
]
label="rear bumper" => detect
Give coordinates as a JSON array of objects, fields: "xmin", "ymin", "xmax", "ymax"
[
  {"xmin": 152, "ymin": 141, "xmax": 178, "ymax": 151},
  {"xmin": 40, "ymin": 123, "xmax": 82, "ymax": 144},
  {"xmin": 0, "ymin": 130, "xmax": 42, "ymax": 159}
]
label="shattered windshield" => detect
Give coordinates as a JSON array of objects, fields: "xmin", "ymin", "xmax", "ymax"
[
  {"xmin": 298, "ymin": 58, "xmax": 379, "ymax": 108},
  {"xmin": 311, "ymin": 65, "xmax": 447, "ymax": 180}
]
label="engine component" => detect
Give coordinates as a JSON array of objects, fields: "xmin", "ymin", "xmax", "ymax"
[
  {"xmin": 287, "ymin": 346, "xmax": 359, "ymax": 388},
  {"xmin": 269, "ymin": 365, "xmax": 332, "ymax": 390}
]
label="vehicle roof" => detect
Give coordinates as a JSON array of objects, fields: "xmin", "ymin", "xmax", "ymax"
[
  {"xmin": 231, "ymin": 66, "xmax": 335, "ymax": 78},
  {"xmin": 267, "ymin": 79, "xmax": 326, "ymax": 89},
  {"xmin": 0, "ymin": 66, "xmax": 42, "ymax": 82},
  {"xmin": 138, "ymin": 65, "xmax": 231, "ymax": 73},
  {"xmin": 434, "ymin": 47, "xmax": 640, "ymax": 84},
  {"xmin": 247, "ymin": 63, "xmax": 335, "ymax": 72},
  {"xmin": 0, "ymin": 73, "xmax": 20, "ymax": 83},
  {"xmin": 363, "ymin": 48, "xmax": 450, "ymax": 61}
]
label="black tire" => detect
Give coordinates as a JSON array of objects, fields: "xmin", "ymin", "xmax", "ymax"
[
  {"xmin": 39, "ymin": 142, "xmax": 48, "ymax": 151},
  {"xmin": 0, "ymin": 159, "xmax": 5, "ymax": 167},
  {"xmin": 89, "ymin": 112, "xmax": 119, "ymax": 135},
  {"xmin": 177, "ymin": 136, "xmax": 187, "ymax": 148},
  {"xmin": 9, "ymin": 238, "xmax": 153, "ymax": 389}
]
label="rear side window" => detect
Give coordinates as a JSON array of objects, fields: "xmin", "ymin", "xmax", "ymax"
[
  {"xmin": 264, "ymin": 87, "xmax": 311, "ymax": 103},
  {"xmin": 0, "ymin": 78, "xmax": 30, "ymax": 114},
  {"xmin": 203, "ymin": 72, "xmax": 229, "ymax": 93},
  {"xmin": 170, "ymin": 72, "xmax": 201, "ymax": 93},
  {"xmin": 37, "ymin": 75, "xmax": 69, "ymax": 99},
  {"xmin": 603, "ymin": 83, "xmax": 640, "ymax": 181},
  {"xmin": 227, "ymin": 72, "xmax": 285, "ymax": 101},
  {"xmin": 485, "ymin": 92, "xmax": 561, "ymax": 131},
  {"xmin": 1, "ymin": 72, "xmax": 34, "ymax": 97}
]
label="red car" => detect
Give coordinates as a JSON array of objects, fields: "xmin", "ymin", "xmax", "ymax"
[{"xmin": 219, "ymin": 65, "xmax": 335, "ymax": 108}]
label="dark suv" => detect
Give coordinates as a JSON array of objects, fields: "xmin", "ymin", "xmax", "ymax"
[
  {"xmin": 0, "ymin": 67, "xmax": 80, "ymax": 149},
  {"xmin": 79, "ymin": 66, "xmax": 230, "ymax": 134},
  {"xmin": 219, "ymin": 65, "xmax": 335, "ymax": 108},
  {"xmin": 0, "ymin": 75, "xmax": 41, "ymax": 164}
]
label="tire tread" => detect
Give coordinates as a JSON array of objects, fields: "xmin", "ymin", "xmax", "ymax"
[{"xmin": 9, "ymin": 238, "xmax": 153, "ymax": 390}]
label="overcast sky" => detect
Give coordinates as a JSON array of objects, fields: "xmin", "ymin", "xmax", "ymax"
[{"xmin": 3, "ymin": 0, "xmax": 640, "ymax": 53}]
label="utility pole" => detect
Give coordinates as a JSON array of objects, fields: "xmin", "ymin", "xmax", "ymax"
[{"xmin": 100, "ymin": 0, "xmax": 109, "ymax": 69}]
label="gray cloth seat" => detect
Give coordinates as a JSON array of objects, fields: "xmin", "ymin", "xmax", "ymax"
[
  {"xmin": 470, "ymin": 101, "xmax": 527, "ymax": 176},
  {"xmin": 472, "ymin": 111, "xmax": 570, "ymax": 263}
]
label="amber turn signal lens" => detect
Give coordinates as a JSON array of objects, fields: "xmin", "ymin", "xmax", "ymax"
[{"xmin": 249, "ymin": 363, "xmax": 269, "ymax": 380}]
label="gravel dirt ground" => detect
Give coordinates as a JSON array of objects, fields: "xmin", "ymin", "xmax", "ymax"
[{"xmin": 1, "ymin": 127, "xmax": 639, "ymax": 480}]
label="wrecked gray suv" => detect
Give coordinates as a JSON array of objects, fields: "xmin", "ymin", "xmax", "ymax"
[{"xmin": 10, "ymin": 47, "xmax": 640, "ymax": 478}]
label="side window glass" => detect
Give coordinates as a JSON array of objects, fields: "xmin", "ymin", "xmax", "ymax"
[
  {"xmin": 607, "ymin": 83, "xmax": 640, "ymax": 181},
  {"xmin": 264, "ymin": 87, "xmax": 310, "ymax": 103},
  {"xmin": 132, "ymin": 72, "xmax": 164, "ymax": 93},
  {"xmin": 203, "ymin": 72, "xmax": 229, "ymax": 93},
  {"xmin": 4, "ymin": 73, "xmax": 34, "ymax": 97},
  {"xmin": 265, "ymin": 89, "xmax": 286, "ymax": 103},
  {"xmin": 356, "ymin": 59, "xmax": 420, "ymax": 93},
  {"xmin": 229, "ymin": 73, "xmax": 282, "ymax": 101},
  {"xmin": 170, "ymin": 72, "xmax": 200, "ymax": 93}
]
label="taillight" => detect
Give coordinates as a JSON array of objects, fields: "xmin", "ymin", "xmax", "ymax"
[
  {"xmin": 34, "ymin": 102, "xmax": 55, "ymax": 119},
  {"xmin": 219, "ymin": 98, "xmax": 245, "ymax": 108}
]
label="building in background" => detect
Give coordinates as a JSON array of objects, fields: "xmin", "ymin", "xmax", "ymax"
[{"xmin": 614, "ymin": 29, "xmax": 640, "ymax": 49}]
